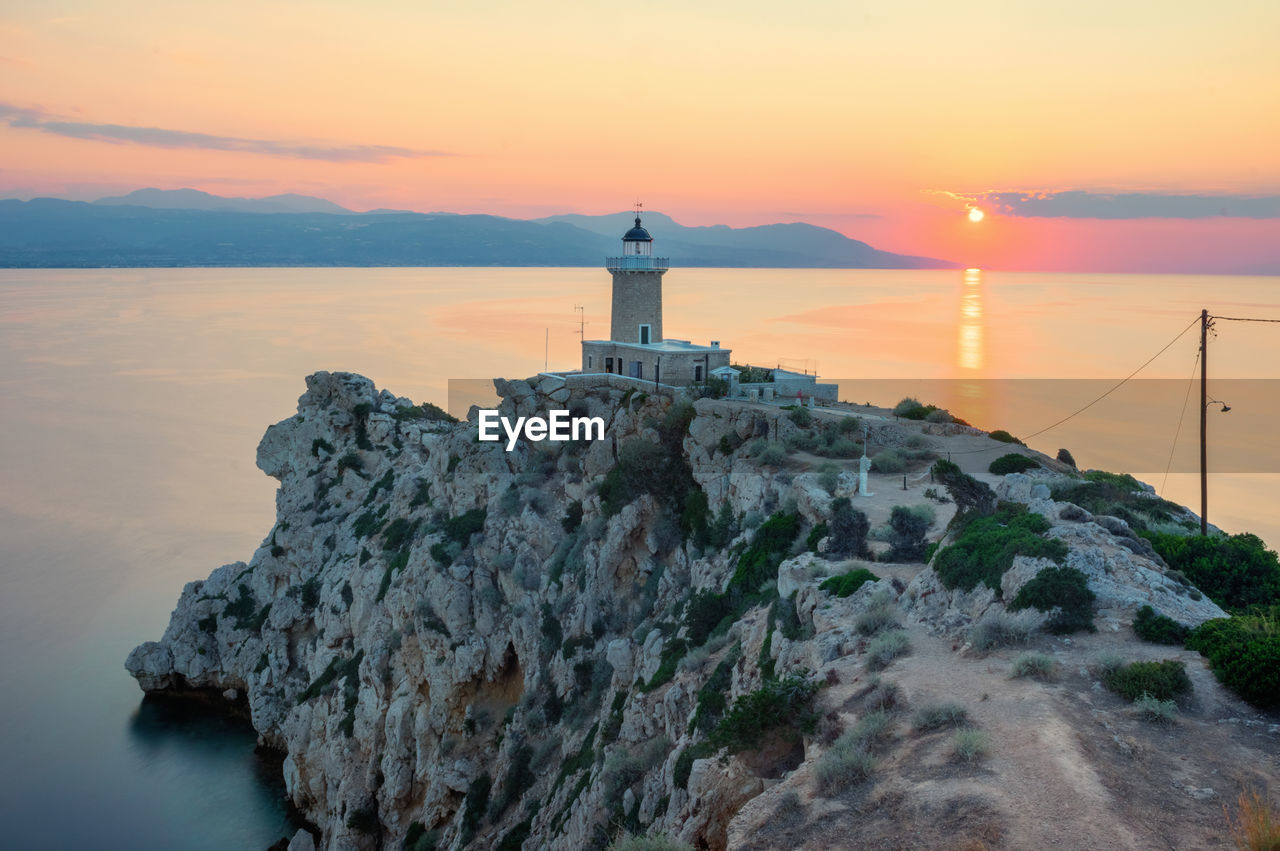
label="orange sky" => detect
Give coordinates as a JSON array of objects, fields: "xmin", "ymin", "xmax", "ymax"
[{"xmin": 2, "ymin": 1, "xmax": 1278, "ymax": 270}]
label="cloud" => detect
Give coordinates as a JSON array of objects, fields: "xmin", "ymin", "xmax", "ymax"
[
  {"xmin": 0, "ymin": 103, "xmax": 446, "ymax": 163},
  {"xmin": 946, "ymin": 189, "xmax": 1280, "ymax": 219}
]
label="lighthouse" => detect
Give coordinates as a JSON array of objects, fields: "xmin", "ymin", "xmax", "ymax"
[
  {"xmin": 607, "ymin": 215, "xmax": 668, "ymax": 344},
  {"xmin": 580, "ymin": 211, "xmax": 730, "ymax": 385}
]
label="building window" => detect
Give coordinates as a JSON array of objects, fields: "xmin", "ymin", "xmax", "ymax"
[
  {"xmin": 639, "ymin": 324, "xmax": 651, "ymax": 345},
  {"xmin": 695, "ymin": 365, "xmax": 703, "ymax": 381},
  {"xmin": 604, "ymin": 357, "xmax": 613, "ymax": 373},
  {"xmin": 630, "ymin": 361, "xmax": 642, "ymax": 379}
]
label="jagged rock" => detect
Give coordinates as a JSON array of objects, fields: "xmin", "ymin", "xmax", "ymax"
[
  {"xmin": 287, "ymin": 830, "xmax": 317, "ymax": 851},
  {"xmin": 126, "ymin": 370, "xmax": 1235, "ymax": 851}
]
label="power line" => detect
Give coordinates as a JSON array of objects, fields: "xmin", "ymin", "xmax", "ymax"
[
  {"xmin": 946, "ymin": 314, "xmax": 1201, "ymax": 455},
  {"xmin": 1018, "ymin": 314, "xmax": 1201, "ymax": 443},
  {"xmin": 1211, "ymin": 315, "xmax": 1280, "ymax": 323},
  {"xmin": 1159, "ymin": 346, "xmax": 1199, "ymax": 497}
]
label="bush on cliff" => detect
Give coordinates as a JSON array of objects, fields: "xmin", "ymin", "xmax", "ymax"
[
  {"xmin": 708, "ymin": 672, "xmax": 821, "ymax": 753},
  {"xmin": 989, "ymin": 453, "xmax": 1040, "ymax": 475},
  {"xmin": 932, "ymin": 460, "xmax": 996, "ymax": 517},
  {"xmin": 819, "ymin": 567, "xmax": 878, "ymax": 598},
  {"xmin": 933, "ymin": 503, "xmax": 1066, "ymax": 593},
  {"xmin": 1103, "ymin": 659, "xmax": 1192, "ymax": 702},
  {"xmin": 827, "ymin": 497, "xmax": 870, "ymax": 558},
  {"xmin": 1140, "ymin": 531, "xmax": 1280, "ymax": 612},
  {"xmin": 1187, "ymin": 611, "xmax": 1280, "ymax": 709},
  {"xmin": 598, "ymin": 402, "xmax": 710, "ymax": 543},
  {"xmin": 1051, "ymin": 471, "xmax": 1185, "ymax": 533},
  {"xmin": 1133, "ymin": 605, "xmax": 1190, "ymax": 645},
  {"xmin": 886, "ymin": 504, "xmax": 932, "ymax": 562},
  {"xmin": 1008, "ymin": 566, "xmax": 1095, "ymax": 634}
]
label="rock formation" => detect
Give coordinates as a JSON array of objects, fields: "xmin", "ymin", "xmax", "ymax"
[{"xmin": 126, "ymin": 373, "xmax": 1252, "ymax": 850}]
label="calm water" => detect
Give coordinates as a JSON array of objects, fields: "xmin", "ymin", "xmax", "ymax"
[{"xmin": 0, "ymin": 267, "xmax": 1277, "ymax": 847}]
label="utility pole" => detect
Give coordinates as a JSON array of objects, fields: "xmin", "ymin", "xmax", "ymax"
[{"xmin": 1199, "ymin": 308, "xmax": 1208, "ymax": 536}]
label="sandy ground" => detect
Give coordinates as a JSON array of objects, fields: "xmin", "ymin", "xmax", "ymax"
[{"xmin": 727, "ymin": 560, "xmax": 1280, "ymax": 850}]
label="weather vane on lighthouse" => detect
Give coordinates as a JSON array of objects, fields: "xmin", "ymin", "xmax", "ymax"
[{"xmin": 633, "ymin": 199, "xmax": 643, "ymax": 216}]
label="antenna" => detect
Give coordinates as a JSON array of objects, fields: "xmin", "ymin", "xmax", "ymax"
[
  {"xmin": 634, "ymin": 199, "xmax": 643, "ymax": 217},
  {"xmin": 574, "ymin": 305, "xmax": 586, "ymax": 343}
]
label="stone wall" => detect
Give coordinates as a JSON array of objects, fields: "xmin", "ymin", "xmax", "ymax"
[{"xmin": 609, "ymin": 270, "xmax": 664, "ymax": 343}]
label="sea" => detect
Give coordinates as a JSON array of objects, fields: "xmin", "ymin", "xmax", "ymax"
[{"xmin": 0, "ymin": 267, "xmax": 1277, "ymax": 848}]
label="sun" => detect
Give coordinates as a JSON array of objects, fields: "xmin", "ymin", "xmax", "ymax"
[{"xmin": 967, "ymin": 206, "xmax": 985, "ymax": 223}]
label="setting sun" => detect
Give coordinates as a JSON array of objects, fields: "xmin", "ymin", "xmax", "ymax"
[{"xmin": 967, "ymin": 207, "xmax": 985, "ymax": 223}]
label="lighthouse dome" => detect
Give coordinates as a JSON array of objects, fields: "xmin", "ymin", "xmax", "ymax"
[{"xmin": 623, "ymin": 216, "xmax": 653, "ymax": 241}]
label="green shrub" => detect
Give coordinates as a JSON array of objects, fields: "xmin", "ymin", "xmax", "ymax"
[
  {"xmin": 1010, "ymin": 652, "xmax": 1055, "ymax": 680},
  {"xmin": 336, "ymin": 451, "xmax": 362, "ymax": 474},
  {"xmin": 689, "ymin": 644, "xmax": 739, "ymax": 734},
  {"xmin": 819, "ymin": 568, "xmax": 878, "ymax": 598},
  {"xmin": 1056, "ymin": 448, "xmax": 1076, "ymax": 467},
  {"xmin": 708, "ymin": 673, "xmax": 821, "ymax": 753},
  {"xmin": 758, "ymin": 441, "xmax": 788, "ymax": 467},
  {"xmin": 806, "ymin": 521, "xmax": 829, "ymax": 552},
  {"xmin": 813, "ymin": 739, "xmax": 875, "ymax": 795},
  {"xmin": 871, "ymin": 449, "xmax": 907, "ymax": 473},
  {"xmin": 460, "ymin": 773, "xmax": 491, "ymax": 842},
  {"xmin": 893, "ymin": 397, "xmax": 927, "ymax": 418},
  {"xmin": 1186, "ymin": 613, "xmax": 1280, "ymax": 709},
  {"xmin": 925, "ymin": 408, "xmax": 953, "ymax": 424},
  {"xmin": 1051, "ymin": 472, "xmax": 1184, "ymax": 533},
  {"xmin": 828, "ymin": 497, "xmax": 871, "ymax": 558},
  {"xmin": 392, "ymin": 401, "xmax": 457, "ymax": 423},
  {"xmin": 847, "ymin": 709, "xmax": 895, "ymax": 746},
  {"xmin": 346, "ymin": 804, "xmax": 379, "ymax": 835},
  {"xmin": 989, "ymin": 453, "xmax": 1040, "ymax": 475},
  {"xmin": 1133, "ymin": 605, "xmax": 1190, "ymax": 645},
  {"xmin": 1132, "ymin": 694, "xmax": 1178, "ymax": 723},
  {"xmin": 561, "ymin": 500, "xmax": 584, "ymax": 533},
  {"xmin": 865, "ymin": 629, "xmax": 910, "ymax": 671},
  {"xmin": 727, "ymin": 512, "xmax": 800, "ymax": 595},
  {"xmin": 886, "ymin": 504, "xmax": 931, "ymax": 562},
  {"xmin": 932, "ymin": 459, "xmax": 996, "ymax": 517},
  {"xmin": 951, "ymin": 729, "xmax": 989, "ymax": 763},
  {"xmin": 382, "ymin": 517, "xmax": 419, "ymax": 552},
  {"xmin": 1140, "ymin": 532, "xmax": 1280, "ymax": 612},
  {"xmin": 788, "ymin": 406, "xmax": 813, "ymax": 428},
  {"xmin": 967, "ymin": 612, "xmax": 1037, "ymax": 651},
  {"xmin": 933, "ymin": 503, "xmax": 1066, "ymax": 593},
  {"xmin": 311, "ymin": 437, "xmax": 335, "ymax": 457},
  {"xmin": 988, "ymin": 430, "xmax": 1022, "ymax": 445},
  {"xmin": 854, "ymin": 597, "xmax": 898, "ymax": 636},
  {"xmin": 1103, "ymin": 659, "xmax": 1192, "ymax": 701},
  {"xmin": 684, "ymin": 590, "xmax": 734, "ymax": 648},
  {"xmin": 913, "ymin": 701, "xmax": 968, "ymax": 732},
  {"xmin": 1008, "ymin": 566, "xmax": 1095, "ymax": 634}
]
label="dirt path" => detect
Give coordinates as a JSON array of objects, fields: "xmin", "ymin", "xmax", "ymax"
[{"xmin": 728, "ymin": 586, "xmax": 1280, "ymax": 850}]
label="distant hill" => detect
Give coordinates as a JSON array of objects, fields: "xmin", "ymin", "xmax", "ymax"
[
  {"xmin": 0, "ymin": 194, "xmax": 955, "ymax": 269},
  {"xmin": 93, "ymin": 188, "xmax": 353, "ymax": 215},
  {"xmin": 538, "ymin": 211, "xmax": 950, "ymax": 269}
]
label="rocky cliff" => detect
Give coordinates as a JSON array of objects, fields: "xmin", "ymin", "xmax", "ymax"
[{"xmin": 127, "ymin": 372, "xmax": 1268, "ymax": 851}]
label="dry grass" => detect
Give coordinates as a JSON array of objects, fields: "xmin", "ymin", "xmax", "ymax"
[{"xmin": 1225, "ymin": 789, "xmax": 1280, "ymax": 851}]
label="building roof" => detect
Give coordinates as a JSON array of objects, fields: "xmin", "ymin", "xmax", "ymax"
[
  {"xmin": 622, "ymin": 216, "xmax": 653, "ymax": 241},
  {"xmin": 583, "ymin": 338, "xmax": 729, "ymax": 354}
]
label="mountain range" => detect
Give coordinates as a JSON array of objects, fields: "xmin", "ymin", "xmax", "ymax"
[{"xmin": 0, "ymin": 188, "xmax": 955, "ymax": 269}]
